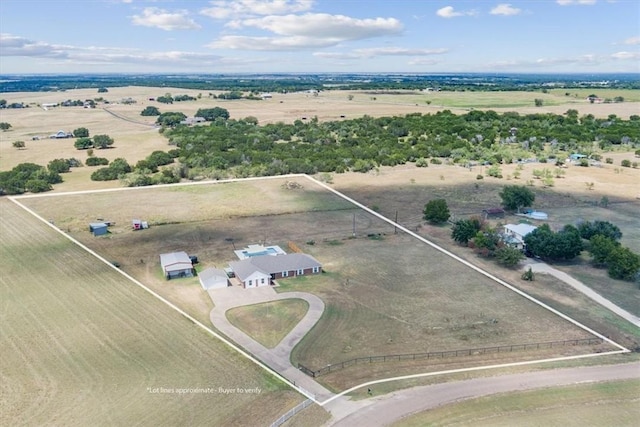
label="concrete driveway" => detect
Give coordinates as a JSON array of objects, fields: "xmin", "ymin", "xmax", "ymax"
[
  {"xmin": 208, "ymin": 285, "xmax": 335, "ymax": 401},
  {"xmin": 524, "ymin": 261, "xmax": 640, "ymax": 328}
]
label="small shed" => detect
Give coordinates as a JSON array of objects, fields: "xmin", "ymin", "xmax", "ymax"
[
  {"xmin": 89, "ymin": 222, "xmax": 108, "ymax": 236},
  {"xmin": 199, "ymin": 268, "xmax": 230, "ymax": 290},
  {"xmin": 482, "ymin": 208, "xmax": 505, "ymax": 219},
  {"xmin": 132, "ymin": 219, "xmax": 149, "ymax": 230}
]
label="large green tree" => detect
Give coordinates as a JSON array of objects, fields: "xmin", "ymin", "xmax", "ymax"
[
  {"xmin": 589, "ymin": 235, "xmax": 620, "ymax": 267},
  {"xmin": 93, "ymin": 134, "xmax": 114, "ymax": 149},
  {"xmin": 73, "ymin": 127, "xmax": 89, "ymax": 137},
  {"xmin": 495, "ymin": 246, "xmax": 525, "ymax": 267},
  {"xmin": 607, "ymin": 247, "xmax": 640, "ymax": 281},
  {"xmin": 141, "ymin": 106, "xmax": 160, "ymax": 116},
  {"xmin": 451, "ymin": 218, "xmax": 482, "ymax": 245},
  {"xmin": 423, "ymin": 199, "xmax": 450, "ymax": 224},
  {"xmin": 195, "ymin": 107, "xmax": 230, "ymax": 121},
  {"xmin": 578, "ymin": 220, "xmax": 622, "ymax": 241},
  {"xmin": 524, "ymin": 224, "xmax": 583, "ymax": 261},
  {"xmin": 499, "ymin": 185, "xmax": 535, "ymax": 211}
]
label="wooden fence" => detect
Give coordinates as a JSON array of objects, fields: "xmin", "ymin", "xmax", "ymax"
[{"xmin": 298, "ymin": 337, "xmax": 603, "ymax": 377}]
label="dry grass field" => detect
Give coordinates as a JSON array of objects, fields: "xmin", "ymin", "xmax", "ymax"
[
  {"xmin": 394, "ymin": 379, "xmax": 640, "ymax": 427},
  {"xmin": 0, "ymin": 198, "xmax": 305, "ymax": 426},
  {"xmin": 227, "ymin": 299, "xmax": 309, "ymax": 349},
  {"xmin": 18, "ymin": 177, "xmax": 608, "ymax": 392},
  {"xmin": 2, "ymin": 85, "xmax": 638, "ymax": 421}
]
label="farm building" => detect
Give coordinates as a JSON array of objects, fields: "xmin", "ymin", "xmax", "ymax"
[
  {"xmin": 229, "ymin": 253, "xmax": 322, "ymax": 289},
  {"xmin": 89, "ymin": 222, "xmax": 108, "ymax": 236},
  {"xmin": 132, "ymin": 219, "xmax": 149, "ymax": 230},
  {"xmin": 502, "ymin": 224, "xmax": 538, "ymax": 250},
  {"xmin": 160, "ymin": 251, "xmax": 194, "ymax": 280},
  {"xmin": 199, "ymin": 268, "xmax": 230, "ymax": 290},
  {"xmin": 482, "ymin": 207, "xmax": 505, "ymax": 219}
]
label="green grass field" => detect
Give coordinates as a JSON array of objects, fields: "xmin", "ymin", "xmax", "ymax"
[
  {"xmin": 0, "ymin": 199, "xmax": 304, "ymax": 426},
  {"xmin": 394, "ymin": 379, "xmax": 640, "ymax": 427}
]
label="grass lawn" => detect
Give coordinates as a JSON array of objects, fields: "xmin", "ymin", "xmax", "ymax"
[
  {"xmin": 227, "ymin": 299, "xmax": 309, "ymax": 348},
  {"xmin": 0, "ymin": 199, "xmax": 304, "ymax": 426},
  {"xmin": 394, "ymin": 379, "xmax": 640, "ymax": 427}
]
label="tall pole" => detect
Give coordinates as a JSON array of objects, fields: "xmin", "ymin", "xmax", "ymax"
[
  {"xmin": 394, "ymin": 210, "xmax": 398, "ymax": 234},
  {"xmin": 352, "ymin": 213, "xmax": 356, "ymax": 237}
]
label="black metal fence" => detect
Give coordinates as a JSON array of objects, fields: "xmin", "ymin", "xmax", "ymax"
[{"xmin": 298, "ymin": 337, "xmax": 603, "ymax": 377}]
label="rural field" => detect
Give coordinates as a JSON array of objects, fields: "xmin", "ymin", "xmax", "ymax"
[
  {"xmin": 394, "ymin": 379, "xmax": 640, "ymax": 427},
  {"xmin": 0, "ymin": 198, "xmax": 306, "ymax": 426},
  {"xmin": 18, "ymin": 177, "xmax": 611, "ymax": 392},
  {"xmin": 2, "ymin": 85, "xmax": 639, "ymax": 423}
]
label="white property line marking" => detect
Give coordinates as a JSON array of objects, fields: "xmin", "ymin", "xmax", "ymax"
[
  {"xmin": 305, "ymin": 175, "xmax": 631, "ymax": 352},
  {"xmin": 8, "ymin": 195, "xmax": 316, "ymax": 402},
  {"xmin": 10, "ymin": 174, "xmax": 632, "ymax": 408}
]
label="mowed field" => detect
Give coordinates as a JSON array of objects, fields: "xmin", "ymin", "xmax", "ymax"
[
  {"xmin": 18, "ymin": 177, "xmax": 607, "ymax": 391},
  {"xmin": 0, "ymin": 199, "xmax": 304, "ymax": 426}
]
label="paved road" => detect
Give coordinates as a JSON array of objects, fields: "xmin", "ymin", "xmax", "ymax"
[
  {"xmin": 525, "ymin": 261, "xmax": 640, "ymax": 328},
  {"xmin": 208, "ymin": 286, "xmax": 335, "ymax": 401},
  {"xmin": 327, "ymin": 361, "xmax": 640, "ymax": 426}
]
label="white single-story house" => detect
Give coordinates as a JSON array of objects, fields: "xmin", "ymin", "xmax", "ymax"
[
  {"xmin": 180, "ymin": 116, "xmax": 206, "ymax": 126},
  {"xmin": 160, "ymin": 251, "xmax": 194, "ymax": 280},
  {"xmin": 199, "ymin": 267, "xmax": 230, "ymax": 290},
  {"xmin": 229, "ymin": 253, "xmax": 322, "ymax": 289},
  {"xmin": 50, "ymin": 130, "xmax": 72, "ymax": 139},
  {"xmin": 503, "ymin": 224, "xmax": 538, "ymax": 250}
]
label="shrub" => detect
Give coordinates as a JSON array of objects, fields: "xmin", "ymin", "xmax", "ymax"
[
  {"xmin": 429, "ymin": 158, "xmax": 442, "ymax": 164},
  {"xmin": 86, "ymin": 157, "xmax": 109, "ymax": 166},
  {"xmin": 605, "ymin": 157, "xmax": 613, "ymax": 164},
  {"xmin": 476, "ymin": 174, "xmax": 483, "ymax": 180},
  {"xmin": 621, "ymin": 159, "xmax": 631, "ymax": 167},
  {"xmin": 579, "ymin": 158, "xmax": 589, "ymax": 167},
  {"xmin": 415, "ymin": 158, "xmax": 429, "ymax": 167}
]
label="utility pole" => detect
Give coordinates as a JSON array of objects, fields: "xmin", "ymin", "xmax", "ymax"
[{"xmin": 394, "ymin": 210, "xmax": 398, "ymax": 234}]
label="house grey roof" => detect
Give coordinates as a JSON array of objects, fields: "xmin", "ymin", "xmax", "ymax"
[
  {"xmin": 504, "ymin": 224, "xmax": 537, "ymax": 238},
  {"xmin": 160, "ymin": 251, "xmax": 192, "ymax": 272},
  {"xmin": 229, "ymin": 253, "xmax": 321, "ymax": 281}
]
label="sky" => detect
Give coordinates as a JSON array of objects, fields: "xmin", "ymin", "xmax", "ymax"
[{"xmin": 0, "ymin": 0, "xmax": 638, "ymax": 74}]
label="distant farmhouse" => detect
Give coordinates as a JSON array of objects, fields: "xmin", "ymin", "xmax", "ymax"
[
  {"xmin": 180, "ymin": 116, "xmax": 206, "ymax": 126},
  {"xmin": 160, "ymin": 251, "xmax": 195, "ymax": 280},
  {"xmin": 50, "ymin": 130, "xmax": 72, "ymax": 139},
  {"xmin": 502, "ymin": 224, "xmax": 537, "ymax": 250}
]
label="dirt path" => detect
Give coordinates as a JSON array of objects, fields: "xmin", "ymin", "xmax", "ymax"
[
  {"xmin": 328, "ymin": 361, "xmax": 640, "ymax": 426},
  {"xmin": 524, "ymin": 261, "xmax": 640, "ymax": 328},
  {"xmin": 101, "ymin": 107, "xmax": 158, "ymax": 127}
]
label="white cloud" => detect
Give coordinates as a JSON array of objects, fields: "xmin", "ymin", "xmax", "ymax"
[
  {"xmin": 436, "ymin": 6, "xmax": 477, "ymax": 18},
  {"xmin": 408, "ymin": 58, "xmax": 440, "ymax": 66},
  {"xmin": 0, "ymin": 34, "xmax": 69, "ymax": 58},
  {"xmin": 209, "ymin": 35, "xmax": 339, "ymax": 50},
  {"xmin": 556, "ymin": 1, "xmax": 596, "ymax": 5},
  {"xmin": 490, "ymin": 4, "xmax": 522, "ymax": 16},
  {"xmin": 201, "ymin": 0, "xmax": 314, "ymax": 20},
  {"xmin": 313, "ymin": 47, "xmax": 447, "ymax": 60},
  {"xmin": 131, "ymin": 7, "xmax": 201, "ymax": 31},
  {"xmin": 354, "ymin": 47, "xmax": 448, "ymax": 57},
  {"xmin": 623, "ymin": 36, "xmax": 640, "ymax": 45},
  {"xmin": 235, "ymin": 13, "xmax": 402, "ymax": 38},
  {"xmin": 611, "ymin": 51, "xmax": 640, "ymax": 60},
  {"xmin": 210, "ymin": 13, "xmax": 403, "ymax": 50}
]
